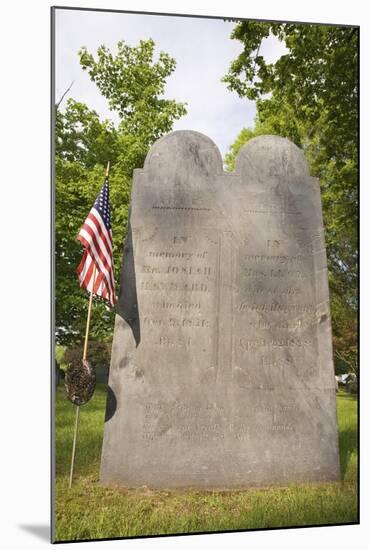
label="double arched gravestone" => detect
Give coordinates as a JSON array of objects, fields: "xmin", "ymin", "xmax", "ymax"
[{"xmin": 100, "ymin": 131, "xmax": 340, "ymax": 489}]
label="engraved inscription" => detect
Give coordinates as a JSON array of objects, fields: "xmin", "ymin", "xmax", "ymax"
[
  {"xmin": 152, "ymin": 301, "xmax": 201, "ymax": 310},
  {"xmin": 140, "ymin": 401, "xmax": 297, "ymax": 442},
  {"xmin": 237, "ymin": 302, "xmax": 315, "ymax": 313},
  {"xmin": 242, "ymin": 254, "xmax": 305, "ymax": 264},
  {"xmin": 148, "ymin": 250, "xmax": 208, "ymax": 260},
  {"xmin": 101, "ymin": 133, "xmax": 340, "ymax": 490},
  {"xmin": 140, "ymin": 281, "xmax": 210, "ymax": 292},
  {"xmin": 152, "ymin": 205, "xmax": 210, "ymax": 211}
]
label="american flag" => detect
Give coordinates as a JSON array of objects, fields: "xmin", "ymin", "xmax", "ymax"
[{"xmin": 76, "ymin": 176, "xmax": 116, "ymax": 306}]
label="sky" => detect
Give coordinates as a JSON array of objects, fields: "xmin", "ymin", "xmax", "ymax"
[{"xmin": 55, "ymin": 8, "xmax": 287, "ymax": 159}]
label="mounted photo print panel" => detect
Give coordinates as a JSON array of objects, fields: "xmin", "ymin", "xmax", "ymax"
[{"xmin": 52, "ymin": 6, "xmax": 358, "ymax": 544}]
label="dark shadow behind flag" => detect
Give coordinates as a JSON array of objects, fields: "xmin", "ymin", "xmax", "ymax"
[{"xmin": 116, "ymin": 211, "xmax": 140, "ymax": 347}]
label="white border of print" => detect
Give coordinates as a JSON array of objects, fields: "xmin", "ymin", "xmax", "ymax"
[{"xmin": 1, "ymin": 1, "xmax": 366, "ymax": 549}]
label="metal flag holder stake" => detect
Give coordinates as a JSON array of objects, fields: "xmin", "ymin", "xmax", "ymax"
[{"xmin": 68, "ymin": 161, "xmax": 110, "ymax": 489}]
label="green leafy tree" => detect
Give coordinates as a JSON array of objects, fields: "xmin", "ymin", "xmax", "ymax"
[
  {"xmin": 78, "ymin": 38, "xmax": 186, "ymax": 169},
  {"xmin": 55, "ymin": 39, "xmax": 187, "ymax": 345},
  {"xmin": 223, "ymin": 22, "xmax": 358, "ymax": 372},
  {"xmin": 55, "ymin": 100, "xmax": 120, "ymax": 168}
]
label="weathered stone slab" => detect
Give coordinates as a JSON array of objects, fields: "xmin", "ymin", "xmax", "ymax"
[{"xmin": 100, "ymin": 131, "xmax": 340, "ymax": 489}]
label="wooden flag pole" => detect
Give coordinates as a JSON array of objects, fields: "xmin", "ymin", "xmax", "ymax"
[
  {"xmin": 82, "ymin": 265, "xmax": 96, "ymax": 362},
  {"xmin": 69, "ymin": 266, "xmax": 96, "ymax": 489},
  {"xmin": 68, "ymin": 403, "xmax": 80, "ymax": 489},
  {"xmin": 69, "ymin": 161, "xmax": 110, "ymax": 488}
]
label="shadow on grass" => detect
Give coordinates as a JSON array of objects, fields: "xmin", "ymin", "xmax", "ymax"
[
  {"xmin": 338, "ymin": 426, "xmax": 357, "ymax": 478},
  {"xmin": 337, "ymin": 391, "xmax": 358, "ymax": 478}
]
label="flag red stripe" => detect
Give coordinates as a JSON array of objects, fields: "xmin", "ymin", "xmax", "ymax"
[
  {"xmin": 78, "ymin": 223, "xmax": 115, "ymax": 292},
  {"xmin": 90, "ymin": 208, "xmax": 113, "ymax": 251},
  {"xmin": 94, "ymin": 270, "xmax": 104, "ymax": 294},
  {"xmin": 77, "ymin": 251, "xmax": 95, "ymax": 292},
  {"xmin": 77, "ymin": 231, "xmax": 111, "ymax": 280},
  {"xmin": 78, "ymin": 234, "xmax": 114, "ymax": 301},
  {"xmin": 88, "ymin": 211, "xmax": 113, "ymax": 255},
  {"xmin": 81, "ymin": 253, "xmax": 93, "ymax": 288},
  {"xmin": 77, "ymin": 233, "xmax": 114, "ymax": 301},
  {"xmin": 82, "ymin": 218, "xmax": 112, "ymax": 260},
  {"xmin": 76, "ymin": 249, "xmax": 87, "ymax": 276}
]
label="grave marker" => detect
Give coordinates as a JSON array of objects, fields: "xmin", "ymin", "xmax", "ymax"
[{"xmin": 100, "ymin": 131, "xmax": 340, "ymax": 489}]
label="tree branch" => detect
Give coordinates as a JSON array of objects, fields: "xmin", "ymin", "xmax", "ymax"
[{"xmin": 56, "ymin": 81, "xmax": 75, "ymax": 110}]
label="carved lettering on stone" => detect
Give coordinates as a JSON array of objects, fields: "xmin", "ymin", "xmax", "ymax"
[{"xmin": 100, "ymin": 131, "xmax": 340, "ymax": 489}]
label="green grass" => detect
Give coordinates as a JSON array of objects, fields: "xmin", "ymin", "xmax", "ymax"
[{"xmin": 54, "ymin": 386, "xmax": 358, "ymax": 542}]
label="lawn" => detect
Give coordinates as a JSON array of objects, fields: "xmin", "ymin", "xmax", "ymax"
[{"xmin": 53, "ymin": 385, "xmax": 358, "ymax": 542}]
